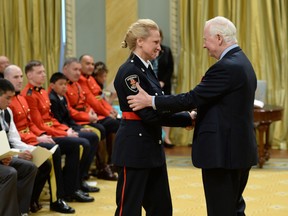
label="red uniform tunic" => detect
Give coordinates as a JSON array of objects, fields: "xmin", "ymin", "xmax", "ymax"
[
  {"xmin": 78, "ymin": 75, "xmax": 113, "ymax": 113},
  {"xmin": 65, "ymin": 81, "xmax": 107, "ymax": 123},
  {"xmin": 21, "ymin": 83, "xmax": 69, "ymax": 137},
  {"xmin": 9, "ymin": 94, "xmax": 45, "ymax": 145}
]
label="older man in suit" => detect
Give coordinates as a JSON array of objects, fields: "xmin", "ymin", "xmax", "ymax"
[{"xmin": 127, "ymin": 16, "xmax": 258, "ymax": 216}]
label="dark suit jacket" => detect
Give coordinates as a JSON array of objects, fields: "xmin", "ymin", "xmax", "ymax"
[
  {"xmin": 49, "ymin": 90, "xmax": 82, "ymax": 131},
  {"xmin": 155, "ymin": 46, "xmax": 258, "ymax": 169},
  {"xmin": 113, "ymin": 54, "xmax": 192, "ymax": 168},
  {"xmin": 157, "ymin": 45, "xmax": 174, "ymax": 95}
]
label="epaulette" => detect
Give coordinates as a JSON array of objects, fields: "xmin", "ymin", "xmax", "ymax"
[
  {"xmin": 26, "ymin": 88, "xmax": 33, "ymax": 96},
  {"xmin": 33, "ymin": 86, "xmax": 43, "ymax": 92}
]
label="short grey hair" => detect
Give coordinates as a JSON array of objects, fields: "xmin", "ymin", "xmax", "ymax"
[{"xmin": 205, "ymin": 16, "xmax": 238, "ymax": 44}]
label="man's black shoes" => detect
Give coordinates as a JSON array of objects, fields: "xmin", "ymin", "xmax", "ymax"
[
  {"xmin": 81, "ymin": 181, "xmax": 100, "ymax": 192},
  {"xmin": 65, "ymin": 190, "xmax": 95, "ymax": 202},
  {"xmin": 50, "ymin": 198, "xmax": 75, "ymax": 213}
]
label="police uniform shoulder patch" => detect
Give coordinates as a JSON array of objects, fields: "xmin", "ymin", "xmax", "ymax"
[{"xmin": 125, "ymin": 74, "xmax": 140, "ymax": 92}]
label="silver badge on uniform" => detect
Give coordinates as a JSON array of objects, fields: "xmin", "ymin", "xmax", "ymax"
[{"xmin": 125, "ymin": 74, "xmax": 140, "ymax": 92}]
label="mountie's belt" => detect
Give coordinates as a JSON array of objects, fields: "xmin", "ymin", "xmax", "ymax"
[
  {"xmin": 20, "ymin": 127, "xmax": 30, "ymax": 134},
  {"xmin": 122, "ymin": 112, "xmax": 141, "ymax": 120},
  {"xmin": 44, "ymin": 121, "xmax": 53, "ymax": 127}
]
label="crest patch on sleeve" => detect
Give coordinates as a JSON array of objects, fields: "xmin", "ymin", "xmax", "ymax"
[{"xmin": 125, "ymin": 75, "xmax": 140, "ymax": 92}]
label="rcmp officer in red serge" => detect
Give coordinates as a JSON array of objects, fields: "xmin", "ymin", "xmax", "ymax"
[{"xmin": 112, "ymin": 19, "xmax": 194, "ymax": 216}]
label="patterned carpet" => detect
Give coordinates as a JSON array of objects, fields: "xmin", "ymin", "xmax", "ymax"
[{"xmin": 32, "ymin": 156, "xmax": 288, "ymax": 216}]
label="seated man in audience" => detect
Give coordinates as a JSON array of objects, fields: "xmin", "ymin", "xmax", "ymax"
[
  {"xmin": 4, "ymin": 65, "xmax": 76, "ymax": 213},
  {"xmin": 21, "ymin": 60, "xmax": 98, "ymax": 201},
  {"xmin": 49, "ymin": 72, "xmax": 101, "ymax": 181},
  {"xmin": 79, "ymin": 55, "xmax": 119, "ymax": 120},
  {"xmin": 0, "ymin": 55, "xmax": 10, "ymax": 78},
  {"xmin": 79, "ymin": 57, "xmax": 120, "ymax": 165},
  {"xmin": 0, "ymin": 78, "xmax": 38, "ymax": 216},
  {"xmin": 79, "ymin": 55, "xmax": 120, "ymax": 166},
  {"xmin": 62, "ymin": 57, "xmax": 118, "ymax": 180}
]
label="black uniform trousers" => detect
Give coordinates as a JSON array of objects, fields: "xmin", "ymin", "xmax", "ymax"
[
  {"xmin": 115, "ymin": 163, "xmax": 172, "ymax": 216},
  {"xmin": 78, "ymin": 131, "xmax": 99, "ymax": 179},
  {"xmin": 52, "ymin": 137, "xmax": 82, "ymax": 196},
  {"xmin": 89, "ymin": 116, "xmax": 119, "ymax": 140},
  {"xmin": 202, "ymin": 168, "xmax": 250, "ymax": 216},
  {"xmin": 36, "ymin": 142, "xmax": 65, "ymax": 200},
  {"xmin": 30, "ymin": 159, "xmax": 51, "ymax": 204},
  {"xmin": 98, "ymin": 116, "xmax": 119, "ymax": 136}
]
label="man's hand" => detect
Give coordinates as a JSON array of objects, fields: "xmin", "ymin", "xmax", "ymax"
[
  {"xmin": 37, "ymin": 134, "xmax": 55, "ymax": 144},
  {"xmin": 80, "ymin": 127, "xmax": 91, "ymax": 132},
  {"xmin": 89, "ymin": 109, "xmax": 98, "ymax": 123},
  {"xmin": 1, "ymin": 156, "xmax": 12, "ymax": 166},
  {"xmin": 67, "ymin": 128, "xmax": 79, "ymax": 137},
  {"xmin": 18, "ymin": 150, "xmax": 33, "ymax": 161},
  {"xmin": 127, "ymin": 83, "xmax": 153, "ymax": 111},
  {"xmin": 109, "ymin": 109, "xmax": 118, "ymax": 119},
  {"xmin": 185, "ymin": 110, "xmax": 197, "ymax": 130},
  {"xmin": 190, "ymin": 110, "xmax": 197, "ymax": 120}
]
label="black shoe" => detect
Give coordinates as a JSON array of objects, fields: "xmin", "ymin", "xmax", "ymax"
[
  {"xmin": 30, "ymin": 201, "xmax": 42, "ymax": 213},
  {"xmin": 78, "ymin": 189, "xmax": 89, "ymax": 197},
  {"xmin": 50, "ymin": 199, "xmax": 75, "ymax": 213},
  {"xmin": 65, "ymin": 190, "xmax": 95, "ymax": 202},
  {"xmin": 96, "ymin": 165, "xmax": 118, "ymax": 181},
  {"xmin": 109, "ymin": 164, "xmax": 119, "ymax": 173},
  {"xmin": 163, "ymin": 141, "xmax": 175, "ymax": 148},
  {"xmin": 81, "ymin": 181, "xmax": 100, "ymax": 193}
]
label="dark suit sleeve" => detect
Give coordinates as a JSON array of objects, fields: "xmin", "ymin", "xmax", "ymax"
[
  {"xmin": 159, "ymin": 112, "xmax": 193, "ymax": 127},
  {"xmin": 115, "ymin": 61, "xmax": 192, "ymax": 128},
  {"xmin": 155, "ymin": 63, "xmax": 232, "ymax": 113}
]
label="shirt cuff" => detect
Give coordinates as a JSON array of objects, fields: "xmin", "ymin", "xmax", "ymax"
[{"xmin": 152, "ymin": 96, "xmax": 156, "ymax": 110}]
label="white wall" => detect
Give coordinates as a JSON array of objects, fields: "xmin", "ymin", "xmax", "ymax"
[
  {"xmin": 138, "ymin": 0, "xmax": 171, "ymax": 46},
  {"xmin": 75, "ymin": 0, "xmax": 106, "ymax": 61}
]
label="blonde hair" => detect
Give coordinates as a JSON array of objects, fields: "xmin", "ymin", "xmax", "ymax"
[
  {"xmin": 206, "ymin": 16, "xmax": 238, "ymax": 44},
  {"xmin": 121, "ymin": 19, "xmax": 159, "ymax": 51}
]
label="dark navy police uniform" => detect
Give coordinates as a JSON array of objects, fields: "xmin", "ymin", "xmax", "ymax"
[{"xmin": 113, "ymin": 54, "xmax": 192, "ymax": 216}]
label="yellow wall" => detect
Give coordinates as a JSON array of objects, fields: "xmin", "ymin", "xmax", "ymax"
[{"xmin": 105, "ymin": 0, "xmax": 138, "ymax": 87}]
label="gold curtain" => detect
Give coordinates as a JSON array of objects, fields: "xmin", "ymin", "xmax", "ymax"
[
  {"xmin": 0, "ymin": 0, "xmax": 61, "ymax": 88},
  {"xmin": 170, "ymin": 0, "xmax": 288, "ymax": 148}
]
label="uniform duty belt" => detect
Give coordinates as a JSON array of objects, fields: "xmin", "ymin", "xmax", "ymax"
[
  {"xmin": 122, "ymin": 112, "xmax": 141, "ymax": 120},
  {"xmin": 44, "ymin": 121, "xmax": 53, "ymax": 127},
  {"xmin": 95, "ymin": 95, "xmax": 102, "ymax": 100},
  {"xmin": 75, "ymin": 107, "xmax": 86, "ymax": 111},
  {"xmin": 20, "ymin": 127, "xmax": 30, "ymax": 134}
]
